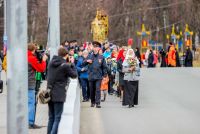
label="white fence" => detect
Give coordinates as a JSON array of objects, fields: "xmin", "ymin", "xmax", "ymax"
[{"xmin": 58, "ymin": 79, "xmax": 80, "ymax": 134}]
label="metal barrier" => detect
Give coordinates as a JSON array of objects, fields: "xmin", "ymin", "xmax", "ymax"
[{"xmin": 58, "ymin": 79, "xmax": 80, "ymax": 134}]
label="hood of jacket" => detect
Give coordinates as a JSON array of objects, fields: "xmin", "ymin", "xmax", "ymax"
[{"xmin": 51, "ymin": 55, "xmax": 65, "ymax": 67}]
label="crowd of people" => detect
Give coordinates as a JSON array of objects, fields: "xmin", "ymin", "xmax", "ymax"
[
  {"xmin": 60, "ymin": 40, "xmax": 141, "ymax": 108},
  {"xmin": 143, "ymin": 42, "xmax": 193, "ymax": 68},
  {"xmin": 0, "ymin": 40, "xmax": 195, "ymax": 134}
]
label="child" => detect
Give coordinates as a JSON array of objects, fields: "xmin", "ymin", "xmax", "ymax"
[{"xmin": 100, "ymin": 76, "xmax": 109, "ymax": 102}]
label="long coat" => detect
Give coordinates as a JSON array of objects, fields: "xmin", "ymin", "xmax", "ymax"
[
  {"xmin": 185, "ymin": 50, "xmax": 193, "ymax": 67},
  {"xmin": 117, "ymin": 58, "xmax": 125, "ymax": 86}
]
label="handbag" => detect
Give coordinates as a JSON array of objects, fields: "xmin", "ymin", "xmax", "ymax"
[{"xmin": 38, "ymin": 88, "xmax": 51, "ymax": 104}]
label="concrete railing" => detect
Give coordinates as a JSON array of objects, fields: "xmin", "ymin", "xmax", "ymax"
[{"xmin": 58, "ymin": 79, "xmax": 80, "ymax": 134}]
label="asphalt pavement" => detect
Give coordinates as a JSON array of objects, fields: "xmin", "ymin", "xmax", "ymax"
[{"xmin": 81, "ymin": 68, "xmax": 200, "ymax": 134}]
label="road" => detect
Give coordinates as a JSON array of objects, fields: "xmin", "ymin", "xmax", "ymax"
[
  {"xmin": 81, "ymin": 68, "xmax": 200, "ymax": 134},
  {"xmin": 0, "ymin": 72, "xmax": 48, "ymax": 134}
]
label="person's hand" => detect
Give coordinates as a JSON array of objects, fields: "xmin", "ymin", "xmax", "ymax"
[
  {"xmin": 42, "ymin": 54, "xmax": 48, "ymax": 61},
  {"xmin": 69, "ymin": 56, "xmax": 75, "ymax": 63},
  {"xmin": 128, "ymin": 66, "xmax": 135, "ymax": 72},
  {"xmin": 87, "ymin": 59, "xmax": 92, "ymax": 64},
  {"xmin": 81, "ymin": 68, "xmax": 85, "ymax": 72}
]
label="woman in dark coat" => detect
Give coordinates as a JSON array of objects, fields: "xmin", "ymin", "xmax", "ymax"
[
  {"xmin": 185, "ymin": 47, "xmax": 193, "ymax": 67},
  {"xmin": 148, "ymin": 50, "xmax": 154, "ymax": 68},
  {"xmin": 160, "ymin": 49, "xmax": 167, "ymax": 67},
  {"xmin": 135, "ymin": 47, "xmax": 142, "ymax": 68},
  {"xmin": 175, "ymin": 48, "xmax": 181, "ymax": 67},
  {"xmin": 117, "ymin": 49, "xmax": 126, "ymax": 100}
]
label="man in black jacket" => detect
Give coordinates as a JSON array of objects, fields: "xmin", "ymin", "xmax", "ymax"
[
  {"xmin": 47, "ymin": 47, "xmax": 77, "ymax": 134},
  {"xmin": 84, "ymin": 41, "xmax": 107, "ymax": 108}
]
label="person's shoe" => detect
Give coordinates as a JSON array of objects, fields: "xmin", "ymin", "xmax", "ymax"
[
  {"xmin": 91, "ymin": 103, "xmax": 95, "ymax": 107},
  {"xmin": 29, "ymin": 124, "xmax": 42, "ymax": 129},
  {"xmin": 101, "ymin": 99, "xmax": 105, "ymax": 102},
  {"xmin": 128, "ymin": 105, "xmax": 133, "ymax": 108},
  {"xmin": 82, "ymin": 99, "xmax": 87, "ymax": 102},
  {"xmin": 96, "ymin": 104, "xmax": 101, "ymax": 108}
]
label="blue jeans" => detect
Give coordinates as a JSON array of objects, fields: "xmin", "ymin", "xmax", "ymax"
[
  {"xmin": 28, "ymin": 89, "xmax": 36, "ymax": 125},
  {"xmin": 80, "ymin": 78, "xmax": 89, "ymax": 100},
  {"xmin": 47, "ymin": 101, "xmax": 64, "ymax": 134}
]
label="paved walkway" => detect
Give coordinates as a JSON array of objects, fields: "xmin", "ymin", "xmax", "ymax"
[
  {"xmin": 81, "ymin": 68, "xmax": 200, "ymax": 134},
  {"xmin": 0, "ymin": 72, "xmax": 48, "ymax": 134}
]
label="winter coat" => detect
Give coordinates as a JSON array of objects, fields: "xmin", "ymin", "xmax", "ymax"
[
  {"xmin": 160, "ymin": 50, "xmax": 167, "ymax": 67},
  {"xmin": 76, "ymin": 56, "xmax": 88, "ymax": 79},
  {"xmin": 2, "ymin": 55, "xmax": 7, "ymax": 72},
  {"xmin": 28, "ymin": 50, "xmax": 46, "ymax": 89},
  {"xmin": 148, "ymin": 52, "xmax": 154, "ymax": 68},
  {"xmin": 47, "ymin": 55, "xmax": 77, "ymax": 102},
  {"xmin": 168, "ymin": 46, "xmax": 176, "ymax": 67},
  {"xmin": 84, "ymin": 54, "xmax": 107, "ymax": 81},
  {"xmin": 185, "ymin": 49, "xmax": 193, "ymax": 67},
  {"xmin": 175, "ymin": 51, "xmax": 181, "ymax": 67},
  {"xmin": 100, "ymin": 76, "xmax": 109, "ymax": 91},
  {"xmin": 122, "ymin": 58, "xmax": 140, "ymax": 81},
  {"xmin": 117, "ymin": 58, "xmax": 125, "ymax": 86}
]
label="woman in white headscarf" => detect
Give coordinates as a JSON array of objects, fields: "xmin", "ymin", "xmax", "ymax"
[{"xmin": 122, "ymin": 48, "xmax": 140, "ymax": 108}]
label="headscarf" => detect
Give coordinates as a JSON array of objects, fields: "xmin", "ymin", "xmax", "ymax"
[
  {"xmin": 116, "ymin": 49, "xmax": 125, "ymax": 61},
  {"xmin": 125, "ymin": 49, "xmax": 135, "ymax": 60},
  {"xmin": 123, "ymin": 48, "xmax": 139, "ymax": 66}
]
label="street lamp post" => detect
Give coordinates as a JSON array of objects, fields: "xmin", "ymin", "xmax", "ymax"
[
  {"xmin": 6, "ymin": 0, "xmax": 28, "ymax": 134},
  {"xmin": 48, "ymin": 0, "xmax": 60, "ymax": 59}
]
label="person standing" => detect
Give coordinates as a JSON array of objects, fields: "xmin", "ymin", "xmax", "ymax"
[
  {"xmin": 28, "ymin": 43, "xmax": 47, "ymax": 129},
  {"xmin": 117, "ymin": 49, "xmax": 126, "ymax": 100},
  {"xmin": 76, "ymin": 50, "xmax": 90, "ymax": 102},
  {"xmin": 84, "ymin": 41, "xmax": 107, "ymax": 108},
  {"xmin": 135, "ymin": 47, "xmax": 142, "ymax": 68},
  {"xmin": 122, "ymin": 49, "xmax": 140, "ymax": 108},
  {"xmin": 47, "ymin": 48, "xmax": 77, "ymax": 134},
  {"xmin": 175, "ymin": 48, "xmax": 181, "ymax": 67},
  {"xmin": 147, "ymin": 50, "xmax": 154, "ymax": 68},
  {"xmin": 185, "ymin": 46, "xmax": 193, "ymax": 67},
  {"xmin": 168, "ymin": 43, "xmax": 176, "ymax": 67},
  {"xmin": 160, "ymin": 49, "xmax": 167, "ymax": 67}
]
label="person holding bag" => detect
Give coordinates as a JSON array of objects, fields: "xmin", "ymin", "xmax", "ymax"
[{"xmin": 47, "ymin": 47, "xmax": 77, "ymax": 134}]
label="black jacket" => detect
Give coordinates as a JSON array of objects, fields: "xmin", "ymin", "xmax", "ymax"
[
  {"xmin": 47, "ymin": 55, "xmax": 77, "ymax": 102},
  {"xmin": 83, "ymin": 54, "xmax": 107, "ymax": 81},
  {"xmin": 185, "ymin": 49, "xmax": 193, "ymax": 67},
  {"xmin": 148, "ymin": 52, "xmax": 154, "ymax": 68}
]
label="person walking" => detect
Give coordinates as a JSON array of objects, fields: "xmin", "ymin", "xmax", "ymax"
[
  {"xmin": 185, "ymin": 46, "xmax": 193, "ymax": 67},
  {"xmin": 117, "ymin": 49, "xmax": 126, "ymax": 100},
  {"xmin": 47, "ymin": 47, "xmax": 77, "ymax": 134},
  {"xmin": 168, "ymin": 43, "xmax": 176, "ymax": 67},
  {"xmin": 28, "ymin": 43, "xmax": 47, "ymax": 129},
  {"xmin": 147, "ymin": 50, "xmax": 154, "ymax": 68},
  {"xmin": 100, "ymin": 75, "xmax": 109, "ymax": 102},
  {"xmin": 122, "ymin": 48, "xmax": 140, "ymax": 108},
  {"xmin": 84, "ymin": 41, "xmax": 107, "ymax": 108},
  {"xmin": 160, "ymin": 49, "xmax": 167, "ymax": 67},
  {"xmin": 76, "ymin": 50, "xmax": 90, "ymax": 102},
  {"xmin": 135, "ymin": 47, "xmax": 142, "ymax": 68},
  {"xmin": 175, "ymin": 48, "xmax": 181, "ymax": 67}
]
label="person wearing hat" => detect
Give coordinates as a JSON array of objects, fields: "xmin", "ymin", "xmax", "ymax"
[{"xmin": 84, "ymin": 41, "xmax": 107, "ymax": 108}]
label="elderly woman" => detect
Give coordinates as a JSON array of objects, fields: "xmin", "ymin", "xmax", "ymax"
[{"xmin": 122, "ymin": 48, "xmax": 140, "ymax": 108}]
